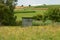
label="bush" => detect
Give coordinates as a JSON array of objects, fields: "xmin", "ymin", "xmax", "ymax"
[
  {"xmin": 33, "ymin": 14, "xmax": 48, "ymax": 23},
  {"xmin": 44, "ymin": 20, "xmax": 52, "ymax": 25},
  {"xmin": 32, "ymin": 20, "xmax": 52, "ymax": 26},
  {"xmin": 33, "ymin": 15, "xmax": 43, "ymax": 21},
  {"xmin": 32, "ymin": 21, "xmax": 40, "ymax": 26},
  {"xmin": 47, "ymin": 7, "xmax": 60, "ymax": 22},
  {"xmin": 16, "ymin": 21, "xmax": 22, "ymax": 26}
]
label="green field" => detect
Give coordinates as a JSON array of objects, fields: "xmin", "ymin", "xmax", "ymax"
[{"xmin": 14, "ymin": 7, "xmax": 46, "ymax": 21}]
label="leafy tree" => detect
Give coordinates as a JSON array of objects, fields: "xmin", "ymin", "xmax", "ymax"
[
  {"xmin": 0, "ymin": 0, "xmax": 17, "ymax": 25},
  {"xmin": 29, "ymin": 5, "xmax": 31, "ymax": 7},
  {"xmin": 21, "ymin": 5, "xmax": 24, "ymax": 7}
]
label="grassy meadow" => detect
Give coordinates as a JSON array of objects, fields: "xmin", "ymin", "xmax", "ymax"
[{"xmin": 0, "ymin": 26, "xmax": 60, "ymax": 40}]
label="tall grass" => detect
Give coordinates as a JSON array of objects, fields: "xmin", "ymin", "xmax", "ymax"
[{"xmin": 0, "ymin": 26, "xmax": 60, "ymax": 40}]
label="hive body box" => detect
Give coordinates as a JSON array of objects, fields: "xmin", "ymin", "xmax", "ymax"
[{"xmin": 22, "ymin": 17, "xmax": 33, "ymax": 26}]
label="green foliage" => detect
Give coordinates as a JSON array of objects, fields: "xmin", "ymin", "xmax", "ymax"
[
  {"xmin": 0, "ymin": 4, "xmax": 17, "ymax": 25},
  {"xmin": 32, "ymin": 20, "xmax": 52, "ymax": 26},
  {"xmin": 16, "ymin": 21, "xmax": 22, "ymax": 26},
  {"xmin": 33, "ymin": 14, "xmax": 48, "ymax": 22},
  {"xmin": 0, "ymin": 0, "xmax": 17, "ymax": 25},
  {"xmin": 47, "ymin": 7, "xmax": 60, "ymax": 22},
  {"xmin": 32, "ymin": 21, "xmax": 41, "ymax": 26},
  {"xmin": 33, "ymin": 15, "xmax": 43, "ymax": 20},
  {"xmin": 32, "ymin": 7, "xmax": 60, "ymax": 26}
]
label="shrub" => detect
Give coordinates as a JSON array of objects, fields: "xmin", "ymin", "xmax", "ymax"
[
  {"xmin": 33, "ymin": 15, "xmax": 43, "ymax": 21},
  {"xmin": 47, "ymin": 7, "xmax": 60, "ymax": 22},
  {"xmin": 16, "ymin": 21, "xmax": 22, "ymax": 26},
  {"xmin": 32, "ymin": 21, "xmax": 41, "ymax": 26},
  {"xmin": 32, "ymin": 20, "xmax": 49, "ymax": 26}
]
